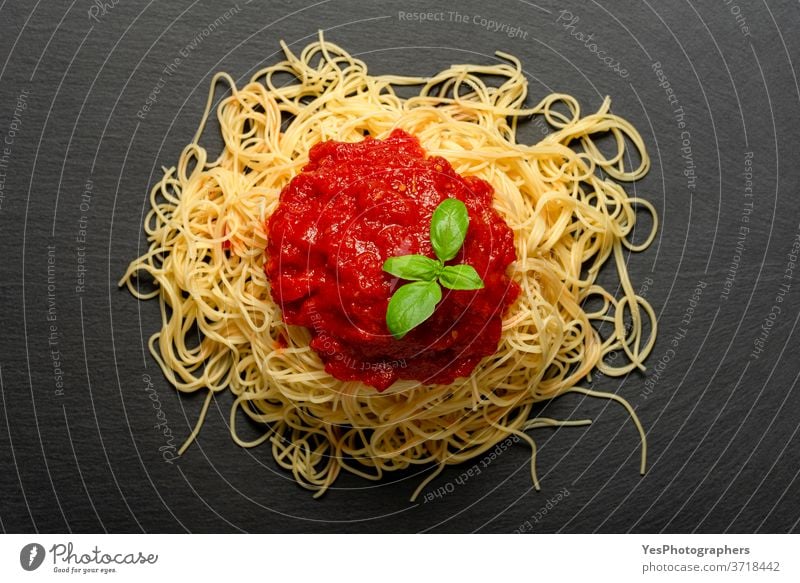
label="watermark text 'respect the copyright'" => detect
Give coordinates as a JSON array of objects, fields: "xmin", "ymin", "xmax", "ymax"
[{"xmin": 398, "ymin": 11, "xmax": 529, "ymax": 40}]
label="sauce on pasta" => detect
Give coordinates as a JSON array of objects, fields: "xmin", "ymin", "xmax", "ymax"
[{"xmin": 266, "ymin": 129, "xmax": 519, "ymax": 390}]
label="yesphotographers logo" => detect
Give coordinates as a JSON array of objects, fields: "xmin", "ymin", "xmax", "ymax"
[{"xmin": 20, "ymin": 543, "xmax": 46, "ymax": 571}]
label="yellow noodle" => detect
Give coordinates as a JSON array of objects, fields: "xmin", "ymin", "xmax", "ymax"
[{"xmin": 120, "ymin": 34, "xmax": 657, "ymax": 497}]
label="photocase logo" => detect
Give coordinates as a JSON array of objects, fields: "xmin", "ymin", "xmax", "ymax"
[{"xmin": 19, "ymin": 543, "xmax": 46, "ymax": 571}]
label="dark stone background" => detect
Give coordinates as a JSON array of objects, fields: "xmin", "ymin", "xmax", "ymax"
[{"xmin": 1, "ymin": 0, "xmax": 798, "ymax": 533}]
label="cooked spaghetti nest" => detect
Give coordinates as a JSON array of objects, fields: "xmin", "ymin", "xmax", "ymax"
[{"xmin": 120, "ymin": 35, "xmax": 657, "ymax": 498}]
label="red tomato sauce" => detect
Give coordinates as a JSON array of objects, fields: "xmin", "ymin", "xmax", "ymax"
[{"xmin": 265, "ymin": 130, "xmax": 519, "ymax": 391}]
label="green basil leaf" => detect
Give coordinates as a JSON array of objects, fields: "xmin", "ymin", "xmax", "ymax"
[
  {"xmin": 430, "ymin": 198, "xmax": 469, "ymax": 262},
  {"xmin": 386, "ymin": 281, "xmax": 442, "ymax": 339},
  {"xmin": 439, "ymin": 264, "xmax": 484, "ymax": 291},
  {"xmin": 383, "ymin": 255, "xmax": 441, "ymax": 281}
]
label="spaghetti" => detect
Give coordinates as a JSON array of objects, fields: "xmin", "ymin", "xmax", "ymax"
[{"xmin": 120, "ymin": 35, "xmax": 657, "ymax": 498}]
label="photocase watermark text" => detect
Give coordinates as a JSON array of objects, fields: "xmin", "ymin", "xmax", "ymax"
[
  {"xmin": 142, "ymin": 374, "xmax": 179, "ymax": 463},
  {"xmin": 51, "ymin": 542, "xmax": 157, "ymax": 564},
  {"xmin": 555, "ymin": 10, "xmax": 628, "ymax": 78},
  {"xmin": 87, "ymin": 0, "xmax": 122, "ymax": 23}
]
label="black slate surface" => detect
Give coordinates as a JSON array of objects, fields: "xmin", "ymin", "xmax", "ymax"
[{"xmin": 1, "ymin": 0, "xmax": 799, "ymax": 533}]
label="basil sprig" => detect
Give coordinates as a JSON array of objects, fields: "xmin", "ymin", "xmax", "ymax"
[
  {"xmin": 384, "ymin": 199, "xmax": 484, "ymax": 339},
  {"xmin": 431, "ymin": 198, "xmax": 469, "ymax": 261}
]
